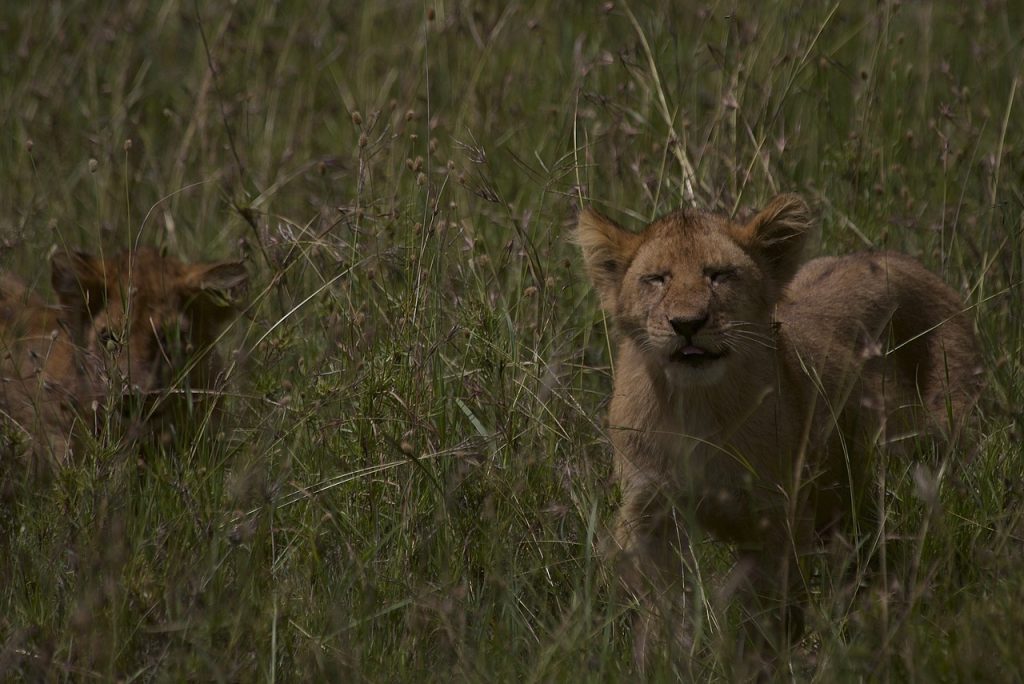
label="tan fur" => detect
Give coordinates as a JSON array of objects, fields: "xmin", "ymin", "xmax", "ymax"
[
  {"xmin": 577, "ymin": 194, "xmax": 983, "ymax": 657},
  {"xmin": 1, "ymin": 248, "xmax": 248, "ymax": 464}
]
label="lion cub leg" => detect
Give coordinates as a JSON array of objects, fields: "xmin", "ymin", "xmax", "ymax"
[
  {"xmin": 734, "ymin": 541, "xmax": 809, "ymax": 649},
  {"xmin": 610, "ymin": 480, "xmax": 695, "ymax": 669}
]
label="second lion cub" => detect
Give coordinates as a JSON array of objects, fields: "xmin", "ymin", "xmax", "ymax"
[
  {"xmin": 576, "ymin": 194, "xmax": 982, "ymax": 660},
  {"xmin": 1, "ymin": 248, "xmax": 248, "ymax": 465}
]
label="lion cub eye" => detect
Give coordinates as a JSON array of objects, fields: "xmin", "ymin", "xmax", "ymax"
[
  {"xmin": 97, "ymin": 327, "xmax": 121, "ymax": 352},
  {"xmin": 640, "ymin": 273, "xmax": 669, "ymax": 286},
  {"xmin": 706, "ymin": 268, "xmax": 737, "ymax": 285}
]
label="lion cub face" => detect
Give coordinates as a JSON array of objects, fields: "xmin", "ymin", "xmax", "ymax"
[
  {"xmin": 51, "ymin": 248, "xmax": 248, "ymax": 401},
  {"xmin": 577, "ymin": 195, "xmax": 811, "ymax": 384}
]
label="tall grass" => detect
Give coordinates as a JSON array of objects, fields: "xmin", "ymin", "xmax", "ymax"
[{"xmin": 1, "ymin": 1, "xmax": 1022, "ymax": 680}]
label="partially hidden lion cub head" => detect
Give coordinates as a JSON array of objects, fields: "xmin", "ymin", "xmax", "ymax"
[
  {"xmin": 576, "ymin": 194, "xmax": 812, "ymax": 385},
  {"xmin": 51, "ymin": 248, "xmax": 249, "ymax": 406}
]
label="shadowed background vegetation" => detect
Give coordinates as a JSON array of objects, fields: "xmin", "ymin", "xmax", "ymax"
[{"xmin": 1, "ymin": 0, "xmax": 1022, "ymax": 680}]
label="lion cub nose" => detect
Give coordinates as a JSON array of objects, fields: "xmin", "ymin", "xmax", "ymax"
[{"xmin": 669, "ymin": 314, "xmax": 708, "ymax": 338}]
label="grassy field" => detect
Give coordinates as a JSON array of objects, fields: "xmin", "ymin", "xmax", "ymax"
[{"xmin": 1, "ymin": 0, "xmax": 1023, "ymax": 680}]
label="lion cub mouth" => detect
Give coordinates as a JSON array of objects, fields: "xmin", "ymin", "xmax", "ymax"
[{"xmin": 669, "ymin": 344, "xmax": 726, "ymax": 366}]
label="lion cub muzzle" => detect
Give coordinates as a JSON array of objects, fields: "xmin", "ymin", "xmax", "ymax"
[{"xmin": 665, "ymin": 313, "xmax": 727, "ymax": 367}]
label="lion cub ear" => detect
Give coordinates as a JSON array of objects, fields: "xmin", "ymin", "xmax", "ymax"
[
  {"xmin": 51, "ymin": 251, "xmax": 109, "ymax": 314},
  {"xmin": 182, "ymin": 261, "xmax": 249, "ymax": 318},
  {"xmin": 737, "ymin": 193, "xmax": 813, "ymax": 286},
  {"xmin": 575, "ymin": 208, "xmax": 642, "ymax": 313}
]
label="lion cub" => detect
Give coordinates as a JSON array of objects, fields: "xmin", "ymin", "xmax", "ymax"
[
  {"xmin": 0, "ymin": 248, "xmax": 248, "ymax": 464},
  {"xmin": 577, "ymin": 194, "xmax": 982, "ymax": 657}
]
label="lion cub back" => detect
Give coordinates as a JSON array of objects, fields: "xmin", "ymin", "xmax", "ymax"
[{"xmin": 781, "ymin": 251, "xmax": 983, "ymax": 441}]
